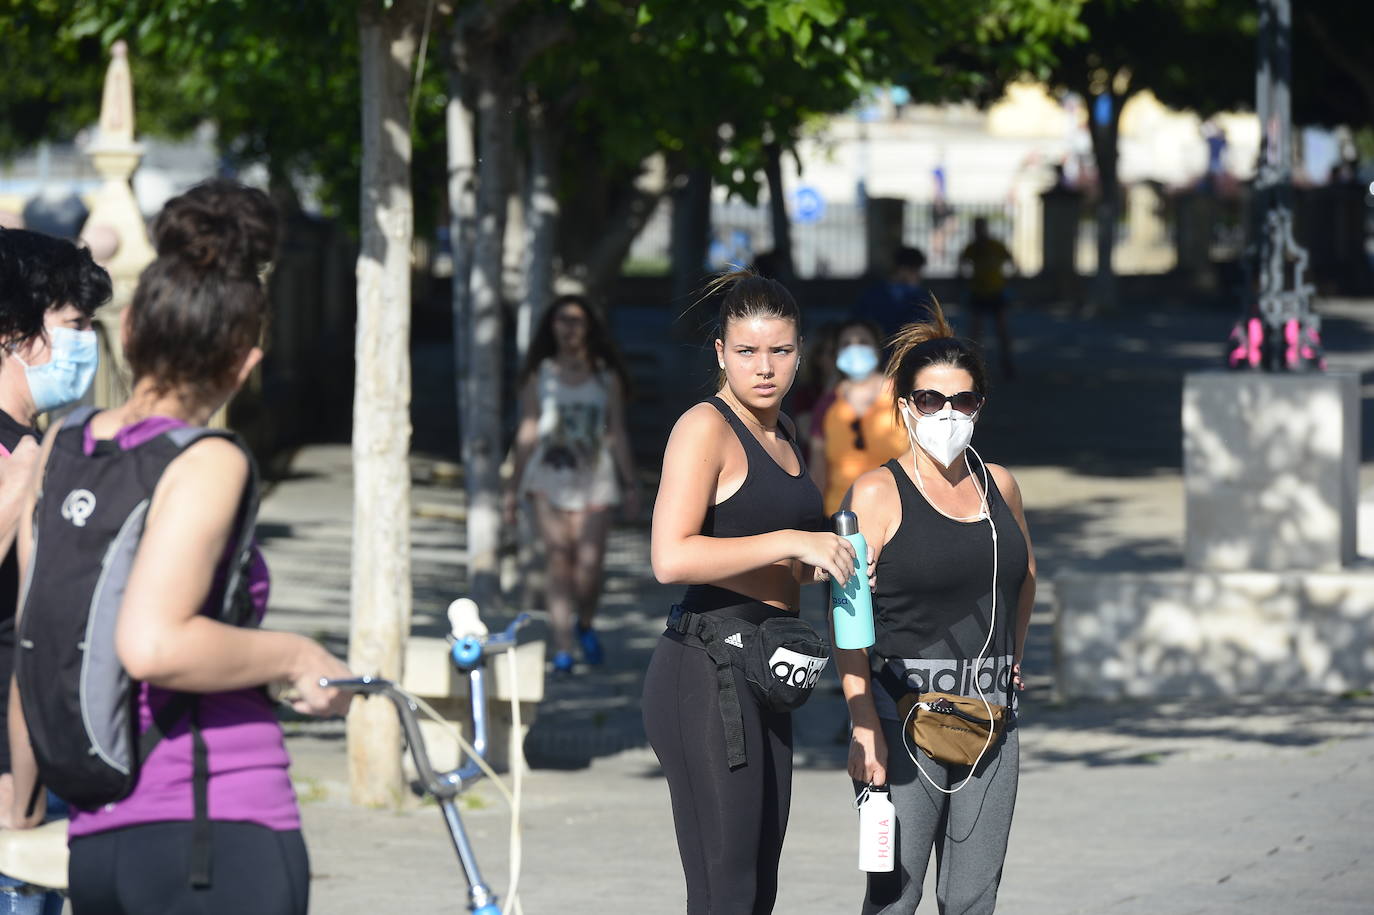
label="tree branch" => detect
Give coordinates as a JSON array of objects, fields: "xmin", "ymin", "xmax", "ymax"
[
  {"xmin": 514, "ymin": 16, "xmax": 573, "ymax": 70},
  {"xmin": 454, "ymin": 0, "xmax": 523, "ymax": 37},
  {"xmin": 1302, "ymin": 10, "xmax": 1374, "ymax": 126},
  {"xmin": 567, "ymin": 185, "xmax": 663, "ymax": 296}
]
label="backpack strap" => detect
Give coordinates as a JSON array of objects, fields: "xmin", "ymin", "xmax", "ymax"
[
  {"xmin": 162, "ymin": 427, "xmax": 262, "ymax": 627},
  {"xmin": 188, "ymin": 698, "xmax": 212, "ymax": 888},
  {"xmin": 58, "ymin": 405, "xmax": 100, "ymax": 431},
  {"xmin": 143, "ymin": 428, "xmax": 258, "ymax": 890}
]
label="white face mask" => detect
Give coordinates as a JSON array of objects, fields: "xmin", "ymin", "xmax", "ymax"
[{"xmin": 902, "ymin": 404, "xmax": 976, "ymax": 468}]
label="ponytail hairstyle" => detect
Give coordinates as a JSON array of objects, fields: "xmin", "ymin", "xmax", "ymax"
[
  {"xmin": 517, "ymin": 293, "xmax": 632, "ymax": 395},
  {"xmin": 885, "ymin": 297, "xmax": 989, "ymax": 422},
  {"xmin": 126, "ymin": 180, "xmax": 277, "ymax": 404},
  {"xmin": 705, "ymin": 267, "xmax": 801, "ymax": 387}
]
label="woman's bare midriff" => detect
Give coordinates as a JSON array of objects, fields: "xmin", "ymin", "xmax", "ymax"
[{"xmin": 706, "ymin": 563, "xmax": 803, "ymax": 613}]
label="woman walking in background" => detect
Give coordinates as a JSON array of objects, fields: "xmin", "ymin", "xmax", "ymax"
[
  {"xmin": 807, "ymin": 318, "xmax": 909, "ymax": 516},
  {"xmin": 643, "ymin": 269, "xmax": 855, "ymax": 913},
  {"xmin": 506, "ymin": 294, "xmax": 640, "ymax": 676},
  {"xmin": 8, "ymin": 180, "xmax": 353, "ymax": 914},
  {"xmin": 839, "ymin": 301, "xmax": 1035, "ymax": 914}
]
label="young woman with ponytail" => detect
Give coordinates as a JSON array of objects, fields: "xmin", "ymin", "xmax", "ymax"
[
  {"xmin": 643, "ymin": 269, "xmax": 856, "ymax": 914},
  {"xmin": 837, "ymin": 301, "xmax": 1036, "ymax": 914}
]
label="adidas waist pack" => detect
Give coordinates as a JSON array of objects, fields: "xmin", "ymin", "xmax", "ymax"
[
  {"xmin": 15, "ymin": 407, "xmax": 260, "ymax": 828},
  {"xmin": 665, "ymin": 604, "xmax": 830, "ymax": 768}
]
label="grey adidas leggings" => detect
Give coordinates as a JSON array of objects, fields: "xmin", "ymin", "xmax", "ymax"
[{"xmin": 857, "ymin": 717, "xmax": 1019, "ymax": 915}]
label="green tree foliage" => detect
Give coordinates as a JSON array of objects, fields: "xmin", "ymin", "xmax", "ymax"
[
  {"xmin": 3, "ymin": 0, "xmax": 1087, "ymax": 232},
  {"xmin": 0, "ymin": 0, "xmax": 207, "ymax": 158}
]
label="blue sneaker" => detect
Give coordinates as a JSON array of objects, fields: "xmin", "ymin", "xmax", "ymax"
[
  {"xmin": 552, "ymin": 651, "xmax": 575, "ymax": 677},
  {"xmin": 576, "ymin": 624, "xmax": 604, "ymax": 666}
]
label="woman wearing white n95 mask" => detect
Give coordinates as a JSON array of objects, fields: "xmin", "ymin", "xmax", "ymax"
[{"xmin": 835, "ymin": 300, "xmax": 1037, "ymax": 914}]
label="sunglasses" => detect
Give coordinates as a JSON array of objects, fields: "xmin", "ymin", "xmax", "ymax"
[
  {"xmin": 850, "ymin": 418, "xmax": 866, "ymax": 450},
  {"xmin": 908, "ymin": 389, "xmax": 985, "ymax": 416}
]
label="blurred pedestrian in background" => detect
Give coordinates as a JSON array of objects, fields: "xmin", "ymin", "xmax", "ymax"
[
  {"xmin": 506, "ymin": 294, "xmax": 640, "ymax": 676},
  {"xmin": 958, "ymin": 217, "xmax": 1018, "ymax": 379},
  {"xmin": 807, "ymin": 319, "xmax": 908, "ymax": 516},
  {"xmin": 787, "ymin": 320, "xmax": 839, "ymax": 461},
  {"xmin": 853, "ymin": 246, "xmax": 932, "ymax": 343}
]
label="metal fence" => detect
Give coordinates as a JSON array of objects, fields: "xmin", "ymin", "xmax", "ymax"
[
  {"xmin": 626, "ymin": 197, "xmax": 1031, "ymax": 279},
  {"xmin": 902, "ymin": 201, "xmax": 1019, "ymax": 276}
]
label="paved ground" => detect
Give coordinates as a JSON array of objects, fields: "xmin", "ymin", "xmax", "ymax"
[{"xmin": 258, "ymin": 297, "xmax": 1374, "ymax": 913}]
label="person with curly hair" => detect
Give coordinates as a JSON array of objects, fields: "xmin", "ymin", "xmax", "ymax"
[{"xmin": 0, "ymin": 228, "xmax": 109, "ymax": 915}]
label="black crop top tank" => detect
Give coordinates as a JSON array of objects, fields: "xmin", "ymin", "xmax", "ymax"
[
  {"xmin": 680, "ymin": 397, "xmax": 825, "ymax": 612},
  {"xmin": 870, "ymin": 453, "xmax": 1029, "ymax": 715}
]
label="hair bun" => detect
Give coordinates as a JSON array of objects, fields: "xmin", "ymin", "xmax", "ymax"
[{"xmin": 152, "ymin": 180, "xmax": 277, "ymax": 277}]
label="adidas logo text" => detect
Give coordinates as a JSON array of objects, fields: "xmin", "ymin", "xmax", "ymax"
[{"xmin": 725, "ymin": 632, "xmax": 744, "ymax": 649}]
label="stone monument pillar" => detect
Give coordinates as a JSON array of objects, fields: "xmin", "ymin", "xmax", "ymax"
[
  {"xmin": 863, "ymin": 197, "xmax": 905, "ymax": 278},
  {"xmin": 80, "ymin": 40, "xmax": 156, "ymax": 408},
  {"xmin": 1038, "ymin": 186, "xmax": 1080, "ymax": 303}
]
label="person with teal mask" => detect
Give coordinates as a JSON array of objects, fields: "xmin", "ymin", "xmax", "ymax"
[{"xmin": 0, "ymin": 227, "xmax": 109, "ymax": 914}]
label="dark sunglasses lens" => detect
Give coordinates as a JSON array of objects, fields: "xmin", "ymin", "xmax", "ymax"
[
  {"xmin": 951, "ymin": 392, "xmax": 983, "ymax": 414},
  {"xmin": 913, "ymin": 391, "xmax": 944, "ymax": 414}
]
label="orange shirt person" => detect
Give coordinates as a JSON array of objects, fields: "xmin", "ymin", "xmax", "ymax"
[{"xmin": 809, "ymin": 320, "xmax": 909, "ymax": 515}]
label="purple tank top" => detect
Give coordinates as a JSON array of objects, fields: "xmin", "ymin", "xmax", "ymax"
[{"xmin": 67, "ymin": 416, "xmax": 299, "ymax": 838}]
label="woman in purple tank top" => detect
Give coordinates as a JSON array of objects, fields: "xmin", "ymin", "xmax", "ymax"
[{"xmin": 7, "ymin": 181, "xmax": 354, "ymax": 915}]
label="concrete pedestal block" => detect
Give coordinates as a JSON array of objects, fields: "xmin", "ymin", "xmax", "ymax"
[
  {"xmin": 401, "ymin": 637, "xmax": 546, "ymax": 777},
  {"xmin": 1184, "ymin": 372, "xmax": 1360, "ymax": 571},
  {"xmin": 1054, "ymin": 570, "xmax": 1374, "ymax": 699}
]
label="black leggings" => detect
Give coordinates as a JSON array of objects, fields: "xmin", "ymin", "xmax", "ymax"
[
  {"xmin": 642, "ymin": 606, "xmax": 794, "ymax": 915},
  {"xmin": 68, "ymin": 820, "xmax": 309, "ymax": 915}
]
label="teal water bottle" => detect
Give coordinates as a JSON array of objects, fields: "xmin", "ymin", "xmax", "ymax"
[{"xmin": 830, "ymin": 510, "xmax": 875, "ymax": 649}]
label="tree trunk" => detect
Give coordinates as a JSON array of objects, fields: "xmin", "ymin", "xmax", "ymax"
[
  {"xmin": 562, "ymin": 182, "xmax": 661, "ymax": 302},
  {"xmin": 762, "ymin": 141, "xmax": 795, "ymax": 284},
  {"xmin": 446, "ymin": 71, "xmax": 477, "ymax": 443},
  {"xmin": 1089, "ymin": 91, "xmax": 1125, "ymax": 313},
  {"xmin": 522, "ymin": 92, "xmax": 558, "ymax": 359},
  {"xmin": 350, "ymin": 0, "xmax": 418, "ymax": 809},
  {"xmin": 464, "ymin": 50, "xmax": 514, "ymax": 612},
  {"xmin": 669, "ymin": 165, "xmax": 713, "ymax": 313}
]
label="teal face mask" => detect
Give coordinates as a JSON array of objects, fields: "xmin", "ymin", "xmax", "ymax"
[{"xmin": 18, "ymin": 327, "xmax": 99, "ymax": 414}]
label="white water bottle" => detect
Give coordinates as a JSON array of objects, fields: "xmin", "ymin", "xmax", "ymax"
[{"xmin": 857, "ymin": 785, "xmax": 896, "ymax": 872}]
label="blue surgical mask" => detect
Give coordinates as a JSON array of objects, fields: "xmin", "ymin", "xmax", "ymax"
[
  {"xmin": 17, "ymin": 327, "xmax": 99, "ymax": 414},
  {"xmin": 835, "ymin": 344, "xmax": 879, "ymax": 381}
]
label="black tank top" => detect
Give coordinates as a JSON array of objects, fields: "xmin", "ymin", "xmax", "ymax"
[
  {"xmin": 681, "ymin": 397, "xmax": 825, "ymax": 611},
  {"xmin": 871, "ymin": 454, "xmax": 1028, "ymax": 706}
]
